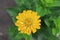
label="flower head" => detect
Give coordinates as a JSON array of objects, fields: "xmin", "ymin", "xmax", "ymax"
[{"xmin": 15, "ymin": 10, "xmax": 41, "ymax": 35}]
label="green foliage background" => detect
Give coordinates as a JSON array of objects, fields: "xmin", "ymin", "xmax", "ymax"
[{"xmin": 7, "ymin": 0, "xmax": 60, "ymax": 40}]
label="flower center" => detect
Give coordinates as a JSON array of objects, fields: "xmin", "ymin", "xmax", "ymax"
[{"xmin": 24, "ymin": 18, "xmax": 32, "ymax": 27}]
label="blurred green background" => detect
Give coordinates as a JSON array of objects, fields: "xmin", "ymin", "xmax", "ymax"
[{"xmin": 0, "ymin": 0, "xmax": 60, "ymax": 40}]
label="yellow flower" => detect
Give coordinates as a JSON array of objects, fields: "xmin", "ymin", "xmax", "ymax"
[{"xmin": 15, "ymin": 10, "xmax": 41, "ymax": 35}]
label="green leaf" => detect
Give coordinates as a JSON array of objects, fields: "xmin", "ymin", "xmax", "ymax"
[
  {"xmin": 12, "ymin": 33, "xmax": 32, "ymax": 40},
  {"xmin": 41, "ymin": 0, "xmax": 60, "ymax": 7},
  {"xmin": 36, "ymin": 19, "xmax": 59, "ymax": 40},
  {"xmin": 23, "ymin": 34, "xmax": 32, "ymax": 40},
  {"xmin": 15, "ymin": 0, "xmax": 37, "ymax": 11},
  {"xmin": 54, "ymin": 16, "xmax": 60, "ymax": 35},
  {"xmin": 7, "ymin": 8, "xmax": 19, "ymax": 23},
  {"xmin": 48, "ymin": 0, "xmax": 60, "ymax": 7},
  {"xmin": 8, "ymin": 26, "xmax": 32, "ymax": 40},
  {"xmin": 52, "ymin": 28, "xmax": 57, "ymax": 36},
  {"xmin": 40, "ymin": 0, "xmax": 54, "ymax": 7},
  {"xmin": 7, "ymin": 8, "xmax": 19, "ymax": 17},
  {"xmin": 32, "ymin": 32, "xmax": 38, "ymax": 40},
  {"xmin": 51, "ymin": 16, "xmax": 60, "ymax": 40},
  {"xmin": 44, "ymin": 19, "xmax": 51, "ymax": 27},
  {"xmin": 15, "ymin": 0, "xmax": 24, "ymax": 6},
  {"xmin": 8, "ymin": 25, "xmax": 18, "ymax": 40},
  {"xmin": 38, "ymin": 27, "xmax": 59, "ymax": 40},
  {"xmin": 45, "ymin": 0, "xmax": 54, "ymax": 3},
  {"xmin": 15, "ymin": 0, "xmax": 34, "ymax": 9},
  {"xmin": 36, "ymin": 4, "xmax": 51, "ymax": 16},
  {"xmin": 12, "ymin": 33, "xmax": 23, "ymax": 40}
]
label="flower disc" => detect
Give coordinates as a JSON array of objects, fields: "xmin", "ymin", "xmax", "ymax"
[{"xmin": 15, "ymin": 10, "xmax": 41, "ymax": 35}]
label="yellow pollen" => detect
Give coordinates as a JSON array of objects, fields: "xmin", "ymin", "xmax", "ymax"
[{"xmin": 24, "ymin": 19, "xmax": 32, "ymax": 27}]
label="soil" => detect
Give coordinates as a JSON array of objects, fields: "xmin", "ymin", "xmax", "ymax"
[{"xmin": 0, "ymin": 0, "xmax": 16, "ymax": 40}]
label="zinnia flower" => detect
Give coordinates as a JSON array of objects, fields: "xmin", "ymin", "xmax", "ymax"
[{"xmin": 15, "ymin": 10, "xmax": 41, "ymax": 35}]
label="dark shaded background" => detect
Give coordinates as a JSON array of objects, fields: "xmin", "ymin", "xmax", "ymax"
[{"xmin": 0, "ymin": 0, "xmax": 16, "ymax": 40}]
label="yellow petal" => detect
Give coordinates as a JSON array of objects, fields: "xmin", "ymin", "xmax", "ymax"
[{"xmin": 15, "ymin": 10, "xmax": 41, "ymax": 35}]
